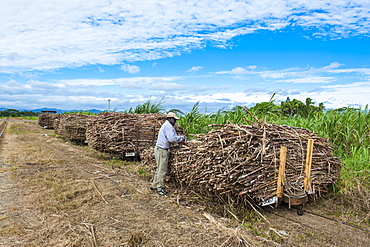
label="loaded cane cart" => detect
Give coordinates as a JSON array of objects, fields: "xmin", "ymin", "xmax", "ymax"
[
  {"xmin": 261, "ymin": 139, "xmax": 315, "ymax": 215},
  {"xmin": 38, "ymin": 111, "xmax": 58, "ymax": 129},
  {"xmin": 85, "ymin": 113, "xmax": 186, "ymax": 161}
]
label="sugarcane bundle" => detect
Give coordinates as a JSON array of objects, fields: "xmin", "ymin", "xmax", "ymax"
[
  {"xmin": 54, "ymin": 113, "xmax": 94, "ymax": 142},
  {"xmin": 85, "ymin": 112, "xmax": 186, "ymax": 157},
  {"xmin": 141, "ymin": 123, "xmax": 341, "ymax": 205},
  {"xmin": 38, "ymin": 113, "xmax": 60, "ymax": 129}
]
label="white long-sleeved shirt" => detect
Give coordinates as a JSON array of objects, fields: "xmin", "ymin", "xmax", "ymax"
[{"xmin": 155, "ymin": 120, "xmax": 184, "ymax": 149}]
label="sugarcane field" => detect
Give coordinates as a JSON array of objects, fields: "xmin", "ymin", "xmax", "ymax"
[{"xmin": 0, "ymin": 108, "xmax": 369, "ymax": 246}]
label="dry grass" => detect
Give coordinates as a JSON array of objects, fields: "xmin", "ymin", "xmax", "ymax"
[
  {"xmin": 317, "ymin": 179, "xmax": 370, "ymax": 227},
  {"xmin": 0, "ymin": 121, "xmax": 269, "ymax": 246}
]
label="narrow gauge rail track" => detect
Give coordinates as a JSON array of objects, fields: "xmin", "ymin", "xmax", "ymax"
[
  {"xmin": 263, "ymin": 206, "xmax": 370, "ymax": 246},
  {"xmin": 0, "ymin": 119, "xmax": 8, "ymax": 138},
  {"xmin": 265, "ymin": 207, "xmax": 370, "ymax": 232},
  {"xmin": 303, "ymin": 209, "xmax": 370, "ymax": 233}
]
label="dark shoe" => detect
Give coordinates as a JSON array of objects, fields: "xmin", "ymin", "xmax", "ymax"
[{"xmin": 156, "ymin": 188, "xmax": 169, "ymax": 197}]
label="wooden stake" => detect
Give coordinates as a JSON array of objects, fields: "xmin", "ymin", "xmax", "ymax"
[
  {"xmin": 91, "ymin": 180, "xmax": 109, "ymax": 204},
  {"xmin": 276, "ymin": 146, "xmax": 287, "ymax": 198},
  {"xmin": 304, "ymin": 139, "xmax": 314, "ymax": 193}
]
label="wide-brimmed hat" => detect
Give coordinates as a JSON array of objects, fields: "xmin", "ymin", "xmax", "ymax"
[{"xmin": 166, "ymin": 112, "xmax": 180, "ymax": 120}]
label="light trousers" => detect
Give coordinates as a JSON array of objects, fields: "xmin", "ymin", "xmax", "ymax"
[{"xmin": 151, "ymin": 146, "xmax": 169, "ymax": 189}]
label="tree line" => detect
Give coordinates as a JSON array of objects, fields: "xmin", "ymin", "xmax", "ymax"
[{"xmin": 0, "ymin": 109, "xmax": 39, "ymax": 117}]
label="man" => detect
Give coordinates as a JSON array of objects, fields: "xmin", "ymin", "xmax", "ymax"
[{"xmin": 150, "ymin": 112, "xmax": 185, "ymax": 197}]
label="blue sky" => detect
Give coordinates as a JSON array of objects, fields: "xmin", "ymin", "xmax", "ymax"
[{"xmin": 1, "ymin": 0, "xmax": 370, "ymax": 113}]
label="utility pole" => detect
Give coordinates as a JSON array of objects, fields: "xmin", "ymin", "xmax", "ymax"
[{"xmin": 108, "ymin": 99, "xmax": 111, "ymax": 112}]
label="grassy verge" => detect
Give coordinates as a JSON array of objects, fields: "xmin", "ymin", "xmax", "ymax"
[{"xmin": 0, "ymin": 116, "xmax": 38, "ymax": 120}]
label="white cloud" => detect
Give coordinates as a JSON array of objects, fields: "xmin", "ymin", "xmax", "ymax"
[
  {"xmin": 320, "ymin": 62, "xmax": 343, "ymax": 70},
  {"xmin": 258, "ymin": 63, "xmax": 350, "ymax": 80},
  {"xmin": 307, "ymin": 82, "xmax": 370, "ymax": 109},
  {"xmin": 185, "ymin": 81, "xmax": 370, "ymax": 109},
  {"xmin": 304, "ymin": 62, "xmax": 344, "ymax": 74},
  {"xmin": 55, "ymin": 76, "xmax": 184, "ymax": 89},
  {"xmin": 216, "ymin": 66, "xmax": 258, "ymax": 75},
  {"xmin": 282, "ymin": 76, "xmax": 336, "ymax": 84},
  {"xmin": 259, "ymin": 71, "xmax": 289, "ymax": 79},
  {"xmin": 230, "ymin": 67, "xmax": 249, "ymax": 75},
  {"xmin": 187, "ymin": 66, "xmax": 203, "ymax": 73},
  {"xmin": 327, "ymin": 68, "xmax": 370, "ymax": 75},
  {"xmin": 320, "ymin": 81, "xmax": 370, "ymax": 91},
  {"xmin": 247, "ymin": 65, "xmax": 257, "ymax": 70},
  {"xmin": 120, "ymin": 64, "xmax": 140, "ymax": 74},
  {"xmin": 1, "ymin": 1, "xmax": 369, "ymax": 73},
  {"xmin": 1, "ymin": 70, "xmax": 369, "ymax": 111}
]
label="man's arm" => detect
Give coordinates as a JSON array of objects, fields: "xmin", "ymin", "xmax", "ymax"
[{"xmin": 165, "ymin": 124, "xmax": 184, "ymax": 143}]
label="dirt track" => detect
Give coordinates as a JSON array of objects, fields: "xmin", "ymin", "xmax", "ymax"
[{"xmin": 0, "ymin": 120, "xmax": 369, "ymax": 246}]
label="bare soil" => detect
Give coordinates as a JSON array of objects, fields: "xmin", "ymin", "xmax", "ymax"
[{"xmin": 0, "ymin": 120, "xmax": 369, "ymax": 246}]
